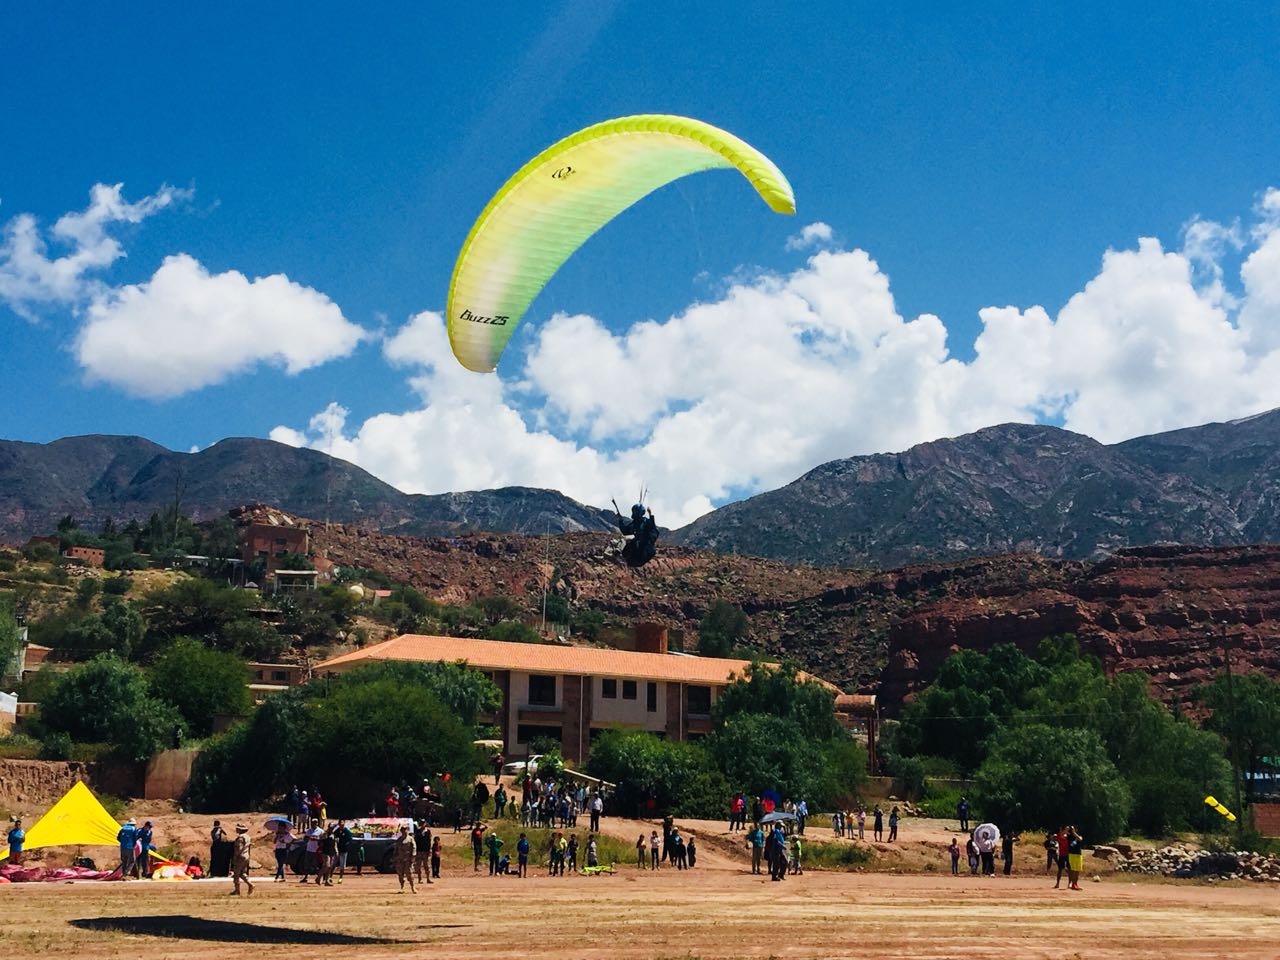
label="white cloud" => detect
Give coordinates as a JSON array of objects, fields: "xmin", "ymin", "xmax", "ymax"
[
  {"xmin": 785, "ymin": 221, "xmax": 835, "ymax": 251},
  {"xmin": 275, "ymin": 188, "xmax": 1280, "ymax": 527},
  {"xmin": 77, "ymin": 253, "xmax": 366, "ymax": 398},
  {"xmin": 0, "ymin": 183, "xmax": 188, "ymax": 317}
]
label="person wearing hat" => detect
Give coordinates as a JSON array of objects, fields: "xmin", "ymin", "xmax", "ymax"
[
  {"xmin": 230, "ymin": 824, "xmax": 254, "ymax": 896},
  {"xmin": 117, "ymin": 818, "xmax": 139, "ymax": 880},
  {"xmin": 137, "ymin": 820, "xmax": 155, "ymax": 879},
  {"xmin": 6, "ymin": 817, "xmax": 24, "ymax": 865},
  {"xmin": 394, "ymin": 824, "xmax": 417, "ymax": 893}
]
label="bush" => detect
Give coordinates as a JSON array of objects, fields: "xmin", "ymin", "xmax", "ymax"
[
  {"xmin": 975, "ymin": 724, "xmax": 1131, "ymax": 841},
  {"xmin": 39, "ymin": 731, "xmax": 72, "ymax": 760},
  {"xmin": 39, "ymin": 654, "xmax": 186, "ymax": 763},
  {"xmin": 489, "ymin": 620, "xmax": 542, "ymax": 644},
  {"xmin": 102, "ymin": 576, "xmax": 133, "ymax": 596},
  {"xmin": 587, "ymin": 728, "xmax": 728, "ymax": 819},
  {"xmin": 149, "ymin": 638, "xmax": 252, "ymax": 737},
  {"xmin": 802, "ymin": 840, "xmax": 875, "ymax": 870},
  {"xmin": 697, "ymin": 600, "xmax": 749, "ymax": 658}
]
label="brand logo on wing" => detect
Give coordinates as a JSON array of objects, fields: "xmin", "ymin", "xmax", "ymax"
[
  {"xmin": 551, "ymin": 165, "xmax": 575, "ymax": 180},
  {"xmin": 460, "ymin": 308, "xmax": 509, "ymax": 326}
]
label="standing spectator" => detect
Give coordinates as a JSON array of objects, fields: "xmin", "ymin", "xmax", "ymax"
[
  {"xmin": 517, "ymin": 832, "xmax": 530, "ymax": 877},
  {"xmin": 493, "ymin": 752, "xmax": 505, "ymax": 785},
  {"xmin": 414, "ymin": 821, "xmax": 433, "ymax": 885},
  {"xmin": 1053, "ymin": 826, "xmax": 1070, "ymax": 889},
  {"xmin": 117, "ymin": 818, "xmax": 138, "ymax": 880},
  {"xmin": 671, "ymin": 830, "xmax": 685, "ymax": 869},
  {"xmin": 687, "ymin": 835, "xmax": 697, "ymax": 869},
  {"xmin": 590, "ymin": 792, "xmax": 603, "ymax": 832},
  {"xmin": 856, "ymin": 806, "xmax": 866, "ymax": 840},
  {"xmin": 288, "ymin": 786, "xmax": 302, "ymax": 827},
  {"xmin": 1002, "ymin": 831, "xmax": 1017, "ymax": 875},
  {"xmin": 796, "ymin": 798, "xmax": 808, "ymax": 835},
  {"xmin": 746, "ymin": 823, "xmax": 764, "ymax": 874},
  {"xmin": 649, "ymin": 829, "xmax": 660, "ymax": 869},
  {"xmin": 486, "ymin": 830, "xmax": 504, "ymax": 876},
  {"xmin": 975, "ymin": 827, "xmax": 997, "ymax": 876},
  {"xmin": 957, "ymin": 796, "xmax": 970, "ymax": 832},
  {"xmin": 494, "ymin": 783, "xmax": 507, "ymax": 819},
  {"xmin": 566, "ymin": 834, "xmax": 579, "ymax": 873},
  {"xmin": 272, "ymin": 823, "xmax": 294, "ymax": 882},
  {"xmin": 209, "ymin": 819, "xmax": 226, "ymax": 873},
  {"xmin": 751, "ymin": 796, "xmax": 764, "ymax": 825},
  {"xmin": 966, "ymin": 835, "xmax": 979, "ymax": 874},
  {"xmin": 790, "ymin": 833, "xmax": 803, "ymax": 874},
  {"xmin": 6, "ymin": 818, "xmax": 24, "ymax": 864},
  {"xmin": 470, "ymin": 823, "xmax": 486, "ymax": 872},
  {"xmin": 136, "ymin": 820, "xmax": 154, "ymax": 878},
  {"xmin": 888, "ymin": 807, "xmax": 900, "ymax": 842},
  {"xmin": 1065, "ymin": 826, "xmax": 1084, "ymax": 891},
  {"xmin": 586, "ymin": 834, "xmax": 599, "ymax": 869},
  {"xmin": 386, "ymin": 786, "xmax": 400, "ymax": 818},
  {"xmin": 948, "ymin": 837, "xmax": 961, "ymax": 875},
  {"xmin": 230, "ymin": 824, "xmax": 254, "ymax": 896},
  {"xmin": 320, "ymin": 826, "xmax": 338, "ymax": 885},
  {"xmin": 833, "ymin": 810, "xmax": 844, "ymax": 838},
  {"xmin": 661, "ymin": 814, "xmax": 675, "ymax": 862},
  {"xmin": 1043, "ymin": 830, "xmax": 1058, "ymax": 874},
  {"xmin": 636, "ymin": 833, "xmax": 647, "ymax": 869},
  {"xmin": 334, "ymin": 819, "xmax": 352, "ymax": 883},
  {"xmin": 394, "ymin": 825, "xmax": 416, "ymax": 893},
  {"xmin": 770, "ymin": 824, "xmax": 789, "ymax": 880},
  {"xmin": 872, "ymin": 805, "xmax": 884, "ymax": 842},
  {"xmin": 431, "ymin": 835, "xmax": 442, "ymax": 879},
  {"xmin": 301, "ymin": 819, "xmax": 323, "ymax": 883}
]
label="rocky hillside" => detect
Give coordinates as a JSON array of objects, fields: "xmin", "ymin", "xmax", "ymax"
[
  {"xmin": 292, "ymin": 510, "xmax": 1280, "ymax": 713},
  {"xmin": 0, "ymin": 435, "xmax": 614, "ymax": 542},
  {"xmin": 673, "ymin": 411, "xmax": 1280, "ymax": 567}
]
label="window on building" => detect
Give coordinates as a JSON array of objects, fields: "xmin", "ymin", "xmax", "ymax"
[
  {"xmin": 275, "ymin": 537, "xmax": 288, "ymax": 546},
  {"xmin": 687, "ymin": 684, "xmax": 712, "ymax": 716},
  {"xmin": 646, "ymin": 682, "xmax": 658, "ymax": 713},
  {"xmin": 622, "ymin": 679, "xmax": 637, "ymax": 700},
  {"xmin": 516, "ymin": 723, "xmax": 561, "ymax": 745},
  {"xmin": 528, "ymin": 674, "xmax": 556, "ymax": 707},
  {"xmin": 272, "ymin": 671, "xmax": 287, "ymax": 682},
  {"xmin": 601, "ymin": 678, "xmax": 617, "ymax": 699}
]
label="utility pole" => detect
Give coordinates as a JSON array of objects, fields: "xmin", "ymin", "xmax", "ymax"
[{"xmin": 1220, "ymin": 622, "xmax": 1247, "ymax": 844}]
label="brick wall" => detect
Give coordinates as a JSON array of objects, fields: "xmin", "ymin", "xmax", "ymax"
[
  {"xmin": 1255, "ymin": 802, "xmax": 1280, "ymax": 838},
  {"xmin": 561, "ymin": 675, "xmax": 593, "ymax": 764},
  {"xmin": 665, "ymin": 681, "xmax": 684, "ymax": 741}
]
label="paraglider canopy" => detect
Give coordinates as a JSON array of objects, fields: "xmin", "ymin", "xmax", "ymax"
[
  {"xmin": 0, "ymin": 781, "xmax": 121, "ymax": 861},
  {"xmin": 447, "ymin": 114, "xmax": 795, "ymax": 373}
]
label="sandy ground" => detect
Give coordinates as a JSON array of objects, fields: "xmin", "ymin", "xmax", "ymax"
[{"xmin": 3, "ymin": 811, "xmax": 1278, "ymax": 960}]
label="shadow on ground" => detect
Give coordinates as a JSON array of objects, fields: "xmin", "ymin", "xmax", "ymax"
[{"xmin": 69, "ymin": 916, "xmax": 417, "ymax": 945}]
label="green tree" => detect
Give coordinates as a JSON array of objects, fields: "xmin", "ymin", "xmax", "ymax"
[
  {"xmin": 697, "ymin": 600, "xmax": 749, "ymax": 658},
  {"xmin": 489, "ymin": 619, "xmax": 542, "ymax": 643},
  {"xmin": 586, "ymin": 728, "xmax": 728, "ymax": 818},
  {"xmin": 1198, "ymin": 671, "xmax": 1280, "ymax": 802},
  {"xmin": 974, "ymin": 724, "xmax": 1131, "ymax": 841},
  {"xmin": 707, "ymin": 712, "xmax": 827, "ymax": 801},
  {"xmin": 39, "ymin": 655, "xmax": 185, "ymax": 762},
  {"xmin": 478, "ymin": 594, "xmax": 524, "ymax": 624},
  {"xmin": 149, "ymin": 638, "xmax": 252, "ymax": 737},
  {"xmin": 313, "ymin": 660, "xmax": 500, "ymax": 726},
  {"xmin": 101, "ymin": 601, "xmax": 146, "ymax": 658},
  {"xmin": 712, "ymin": 662, "xmax": 841, "ymax": 741},
  {"xmin": 142, "ymin": 577, "xmax": 256, "ymax": 649},
  {"xmin": 0, "ymin": 601, "xmax": 21, "ymax": 676}
]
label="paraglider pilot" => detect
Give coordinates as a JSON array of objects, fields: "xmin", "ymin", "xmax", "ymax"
[{"xmin": 613, "ymin": 501, "xmax": 658, "ymax": 568}]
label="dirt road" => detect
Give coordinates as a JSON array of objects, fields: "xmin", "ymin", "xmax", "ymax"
[{"xmin": 3, "ymin": 862, "xmax": 1277, "ymax": 959}]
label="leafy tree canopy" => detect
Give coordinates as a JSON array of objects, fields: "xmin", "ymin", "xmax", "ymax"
[{"xmin": 149, "ymin": 638, "xmax": 252, "ymax": 737}]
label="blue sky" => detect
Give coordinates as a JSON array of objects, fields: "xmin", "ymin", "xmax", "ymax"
[{"xmin": 3, "ymin": 3, "xmax": 1279, "ymax": 521}]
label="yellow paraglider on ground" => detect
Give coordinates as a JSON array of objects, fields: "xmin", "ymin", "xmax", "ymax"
[{"xmin": 446, "ymin": 114, "xmax": 796, "ymax": 373}]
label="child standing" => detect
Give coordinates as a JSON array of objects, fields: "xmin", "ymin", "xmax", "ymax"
[
  {"xmin": 636, "ymin": 833, "xmax": 647, "ymax": 868},
  {"xmin": 516, "ymin": 832, "xmax": 529, "ymax": 878},
  {"xmin": 790, "ymin": 834, "xmax": 803, "ymax": 874},
  {"xmin": 948, "ymin": 837, "xmax": 961, "ymax": 875}
]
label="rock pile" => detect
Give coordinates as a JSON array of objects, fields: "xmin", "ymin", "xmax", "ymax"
[{"xmin": 1115, "ymin": 846, "xmax": 1280, "ymax": 882}]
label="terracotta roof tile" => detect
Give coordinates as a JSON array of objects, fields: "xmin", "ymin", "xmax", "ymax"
[{"xmin": 317, "ymin": 633, "xmax": 770, "ymax": 686}]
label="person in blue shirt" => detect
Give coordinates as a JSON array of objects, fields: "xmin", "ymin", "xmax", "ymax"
[
  {"xmin": 516, "ymin": 832, "xmax": 530, "ymax": 878},
  {"xmin": 136, "ymin": 820, "xmax": 155, "ymax": 878},
  {"xmin": 6, "ymin": 818, "xmax": 24, "ymax": 864},
  {"xmin": 117, "ymin": 818, "xmax": 138, "ymax": 879}
]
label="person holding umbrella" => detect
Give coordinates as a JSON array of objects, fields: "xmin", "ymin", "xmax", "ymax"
[{"xmin": 265, "ymin": 817, "xmax": 294, "ymax": 882}]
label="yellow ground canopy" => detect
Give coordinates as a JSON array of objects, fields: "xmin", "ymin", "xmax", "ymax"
[{"xmin": 1, "ymin": 781, "xmax": 121, "ymax": 860}]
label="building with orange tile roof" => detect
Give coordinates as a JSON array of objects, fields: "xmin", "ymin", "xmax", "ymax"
[{"xmin": 316, "ymin": 625, "xmax": 853, "ymax": 764}]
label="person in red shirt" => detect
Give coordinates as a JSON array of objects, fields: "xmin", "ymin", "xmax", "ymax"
[{"xmin": 1053, "ymin": 826, "xmax": 1070, "ymax": 889}]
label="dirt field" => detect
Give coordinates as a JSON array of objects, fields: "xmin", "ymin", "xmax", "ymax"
[{"xmin": 3, "ymin": 839, "xmax": 1278, "ymax": 959}]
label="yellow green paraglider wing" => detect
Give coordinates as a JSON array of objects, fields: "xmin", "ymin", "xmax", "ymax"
[{"xmin": 446, "ymin": 114, "xmax": 795, "ymax": 373}]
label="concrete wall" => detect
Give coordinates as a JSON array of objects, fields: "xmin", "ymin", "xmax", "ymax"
[
  {"xmin": 591, "ymin": 677, "xmax": 667, "ymax": 731},
  {"xmin": 144, "ymin": 749, "xmax": 199, "ymax": 800}
]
